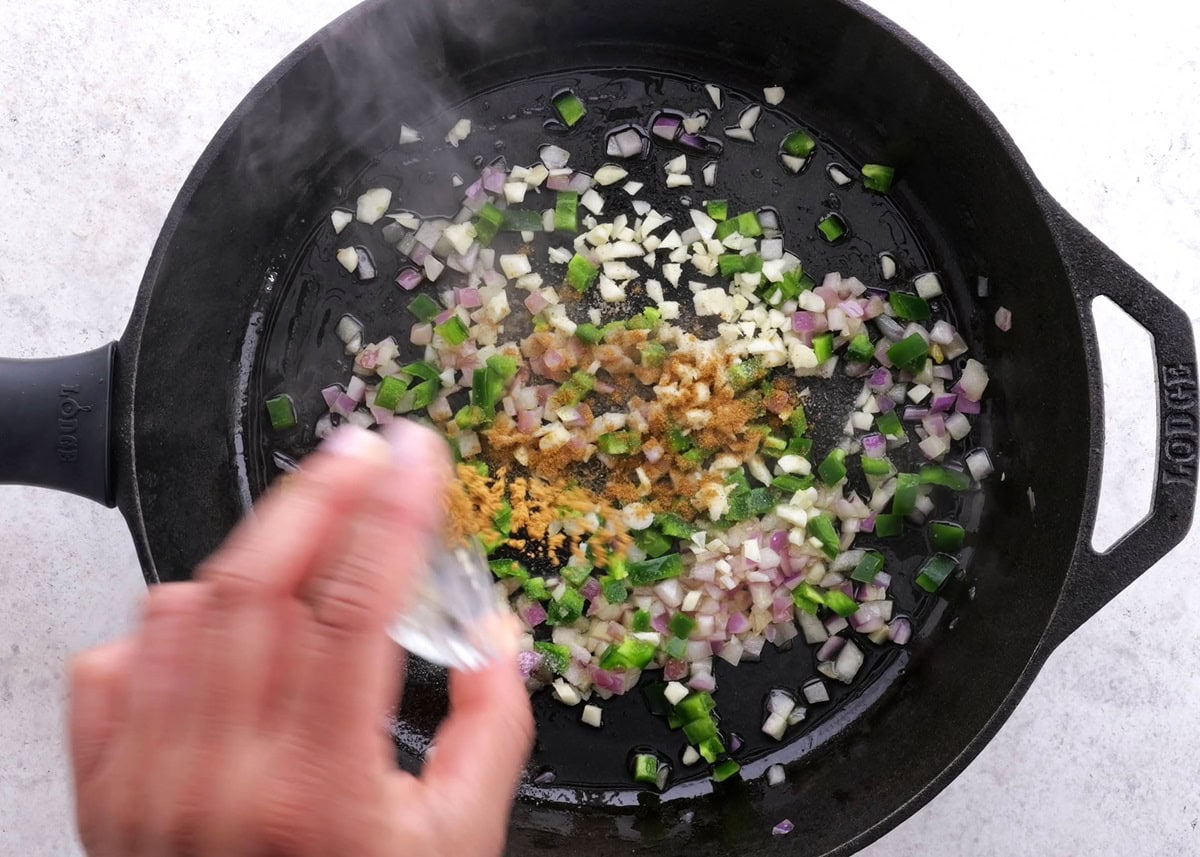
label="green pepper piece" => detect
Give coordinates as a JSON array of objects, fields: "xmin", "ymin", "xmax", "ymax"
[
  {"xmin": 697, "ymin": 736, "xmax": 725, "ymax": 763},
  {"xmin": 567, "ymin": 253, "xmax": 598, "ymax": 292},
  {"xmin": 849, "ymin": 551, "xmax": 885, "ymax": 584},
  {"xmin": 401, "ymin": 361, "xmax": 441, "ymax": 383},
  {"xmin": 545, "ymin": 588, "xmax": 584, "ymax": 625},
  {"xmin": 873, "ymin": 513, "xmax": 903, "ymax": 538},
  {"xmin": 807, "ymin": 515, "xmax": 840, "ymax": 559},
  {"xmin": 474, "ymin": 203, "xmax": 505, "ymax": 246},
  {"xmin": 498, "ymin": 208, "xmax": 544, "ymax": 232},
  {"xmin": 892, "ymin": 472, "xmax": 920, "ymax": 517},
  {"xmin": 675, "ymin": 692, "xmax": 715, "ymax": 723},
  {"xmin": 664, "ymin": 636, "xmax": 688, "ymax": 660},
  {"xmin": 916, "ymin": 553, "xmax": 957, "ymax": 592},
  {"xmin": 633, "ymin": 754, "xmax": 660, "ymax": 785},
  {"xmin": 655, "ymin": 513, "xmax": 695, "ymax": 538},
  {"xmin": 862, "ymin": 163, "xmax": 896, "ymax": 193},
  {"xmin": 669, "ymin": 613, "xmax": 696, "ymax": 639},
  {"xmin": 554, "ymin": 191, "xmax": 579, "ymax": 232},
  {"xmin": 522, "ymin": 577, "xmax": 551, "ymax": 601},
  {"xmin": 264, "ymin": 395, "xmax": 296, "ymax": 431},
  {"xmin": 889, "ymin": 292, "xmax": 931, "ymax": 321},
  {"xmin": 575, "ymin": 322, "xmax": 605, "ymax": 344},
  {"xmin": 488, "ymin": 558, "xmax": 528, "ymax": 582},
  {"xmin": 560, "ymin": 563, "xmax": 592, "ymax": 587},
  {"xmin": 705, "ymin": 199, "xmax": 728, "ymax": 221},
  {"xmin": 772, "ymin": 474, "xmax": 813, "ymax": 494},
  {"xmin": 812, "ymin": 332, "xmax": 835, "ymax": 363},
  {"xmin": 643, "ymin": 682, "xmax": 671, "ymax": 716},
  {"xmin": 628, "ymin": 554, "xmax": 685, "ymax": 585},
  {"xmin": 929, "ymin": 521, "xmax": 966, "ymax": 552},
  {"xmin": 632, "ymin": 610, "xmax": 652, "ymax": 632},
  {"xmin": 597, "ymin": 430, "xmax": 642, "ymax": 455},
  {"xmin": 373, "ymin": 376, "xmax": 409, "ymax": 412},
  {"xmin": 600, "ymin": 575, "xmax": 629, "ymax": 604},
  {"xmin": 639, "ymin": 342, "xmax": 667, "ymax": 368},
  {"xmin": 861, "ymin": 455, "xmax": 894, "ymax": 477},
  {"xmin": 816, "ymin": 212, "xmax": 847, "ymax": 243},
  {"xmin": 782, "ymin": 129, "xmax": 817, "ymax": 157},
  {"xmin": 823, "ymin": 590, "xmax": 859, "ymax": 617},
  {"xmin": 683, "ymin": 716, "xmax": 718, "ymax": 744},
  {"xmin": 434, "ymin": 316, "xmax": 469, "ymax": 346},
  {"xmin": 599, "ymin": 637, "xmax": 658, "ymax": 670},
  {"xmin": 919, "ymin": 465, "xmax": 972, "ymax": 491},
  {"xmin": 552, "ymin": 90, "xmax": 587, "ymax": 127},
  {"xmin": 727, "ymin": 357, "xmax": 768, "ymax": 392},
  {"xmin": 847, "ymin": 333, "xmax": 874, "ymax": 363},
  {"xmin": 712, "ymin": 760, "xmax": 741, "ymax": 783},
  {"xmin": 818, "ymin": 449, "xmax": 848, "ymax": 485},
  {"xmin": 406, "ymin": 293, "xmax": 442, "ymax": 322},
  {"xmin": 634, "ymin": 527, "xmax": 673, "ymax": 558},
  {"xmin": 876, "ymin": 410, "xmax": 904, "ymax": 439},
  {"xmin": 533, "ymin": 642, "xmax": 570, "ymax": 674},
  {"xmin": 886, "ymin": 333, "xmax": 930, "ymax": 373}
]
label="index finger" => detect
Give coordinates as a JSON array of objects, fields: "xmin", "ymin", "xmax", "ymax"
[{"xmin": 420, "ymin": 622, "xmax": 533, "ymax": 833}]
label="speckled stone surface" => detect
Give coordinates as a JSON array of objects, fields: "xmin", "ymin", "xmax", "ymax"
[{"xmin": 1, "ymin": 1, "xmax": 1197, "ymax": 854}]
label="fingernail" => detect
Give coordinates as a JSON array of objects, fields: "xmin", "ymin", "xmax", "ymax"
[{"xmin": 323, "ymin": 424, "xmax": 390, "ymax": 463}]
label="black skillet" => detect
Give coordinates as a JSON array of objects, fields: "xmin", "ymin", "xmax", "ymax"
[{"xmin": 1, "ymin": 0, "xmax": 1196, "ymax": 854}]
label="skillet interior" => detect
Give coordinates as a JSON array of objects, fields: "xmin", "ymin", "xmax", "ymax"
[{"xmin": 117, "ymin": 0, "xmax": 1088, "ymax": 852}]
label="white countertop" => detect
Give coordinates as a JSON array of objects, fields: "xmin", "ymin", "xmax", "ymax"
[{"xmin": 2, "ymin": 1, "xmax": 1198, "ymax": 854}]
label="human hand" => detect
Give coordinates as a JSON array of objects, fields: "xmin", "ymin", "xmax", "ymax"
[{"xmin": 68, "ymin": 421, "xmax": 534, "ymax": 857}]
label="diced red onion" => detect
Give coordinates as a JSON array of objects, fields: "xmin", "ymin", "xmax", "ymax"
[
  {"xmin": 546, "ymin": 173, "xmax": 572, "ymax": 191},
  {"xmin": 607, "ymin": 127, "xmax": 646, "ymax": 158},
  {"xmin": 850, "ymin": 604, "xmax": 884, "ymax": 633},
  {"xmin": 688, "ymin": 672, "xmax": 717, "ymax": 692},
  {"xmin": 903, "ymin": 407, "xmax": 929, "ymax": 422},
  {"xmin": 652, "ymin": 114, "xmax": 682, "ymax": 141},
  {"xmin": 409, "ymin": 243, "xmax": 431, "ymax": 265},
  {"xmin": 956, "ymin": 394, "xmax": 981, "ymax": 415},
  {"xmin": 861, "ymin": 433, "xmax": 887, "ymax": 459},
  {"xmin": 922, "ymin": 413, "xmax": 947, "ymax": 437},
  {"xmin": 792, "ymin": 311, "xmax": 828, "ymax": 333},
  {"xmin": 457, "ymin": 287, "xmax": 482, "ymax": 308},
  {"xmin": 434, "ymin": 308, "xmax": 454, "ymax": 325},
  {"xmin": 929, "ymin": 392, "xmax": 958, "ymax": 413},
  {"xmin": 889, "ymin": 616, "xmax": 913, "ymax": 645},
  {"xmin": 321, "ymin": 384, "xmax": 343, "ymax": 408},
  {"xmin": 331, "ymin": 393, "xmax": 358, "ymax": 418},
  {"xmin": 860, "ymin": 514, "xmax": 876, "ymax": 533},
  {"xmin": 664, "ymin": 659, "xmax": 689, "ymax": 681},
  {"xmin": 395, "ymin": 267, "xmax": 424, "ymax": 291},
  {"xmin": 481, "ymin": 166, "xmax": 507, "ymax": 193},
  {"xmin": 816, "ymin": 636, "xmax": 845, "ymax": 662},
  {"xmin": 823, "ymin": 615, "xmax": 849, "ymax": 636},
  {"xmin": 566, "ymin": 172, "xmax": 593, "ymax": 193},
  {"xmin": 345, "ymin": 376, "xmax": 367, "ymax": 402},
  {"xmin": 929, "ymin": 320, "xmax": 957, "ymax": 346},
  {"xmin": 995, "ymin": 307, "xmax": 1013, "ymax": 331},
  {"xmin": 410, "ymin": 323, "xmax": 433, "ymax": 346},
  {"xmin": 966, "ymin": 447, "xmax": 994, "ymax": 480},
  {"xmin": 518, "ymin": 650, "xmax": 544, "ymax": 677},
  {"xmin": 726, "ymin": 613, "xmax": 751, "ymax": 635},
  {"xmin": 581, "ymin": 578, "xmax": 602, "ymax": 601},
  {"xmin": 543, "ymin": 349, "xmax": 565, "ymax": 371},
  {"xmin": 522, "ymin": 602, "xmax": 548, "ymax": 627},
  {"xmin": 742, "ymin": 636, "xmax": 766, "ymax": 661},
  {"xmin": 539, "ymin": 144, "xmax": 570, "ymax": 169},
  {"xmin": 834, "ymin": 641, "xmax": 865, "ymax": 683},
  {"xmin": 772, "ymin": 820, "xmax": 794, "ymax": 837},
  {"xmin": 875, "ymin": 314, "xmax": 906, "ymax": 341}
]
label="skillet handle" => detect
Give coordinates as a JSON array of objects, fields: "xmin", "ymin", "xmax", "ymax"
[
  {"xmin": 1044, "ymin": 204, "xmax": 1198, "ymax": 641},
  {"xmin": 0, "ymin": 343, "xmax": 117, "ymax": 507}
]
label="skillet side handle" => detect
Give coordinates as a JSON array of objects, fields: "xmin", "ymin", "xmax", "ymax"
[
  {"xmin": 1045, "ymin": 204, "xmax": 1198, "ymax": 642},
  {"xmin": 0, "ymin": 343, "xmax": 117, "ymax": 507}
]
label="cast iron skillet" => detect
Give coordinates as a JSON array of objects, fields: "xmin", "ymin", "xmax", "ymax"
[{"xmin": 1, "ymin": 0, "xmax": 1196, "ymax": 854}]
